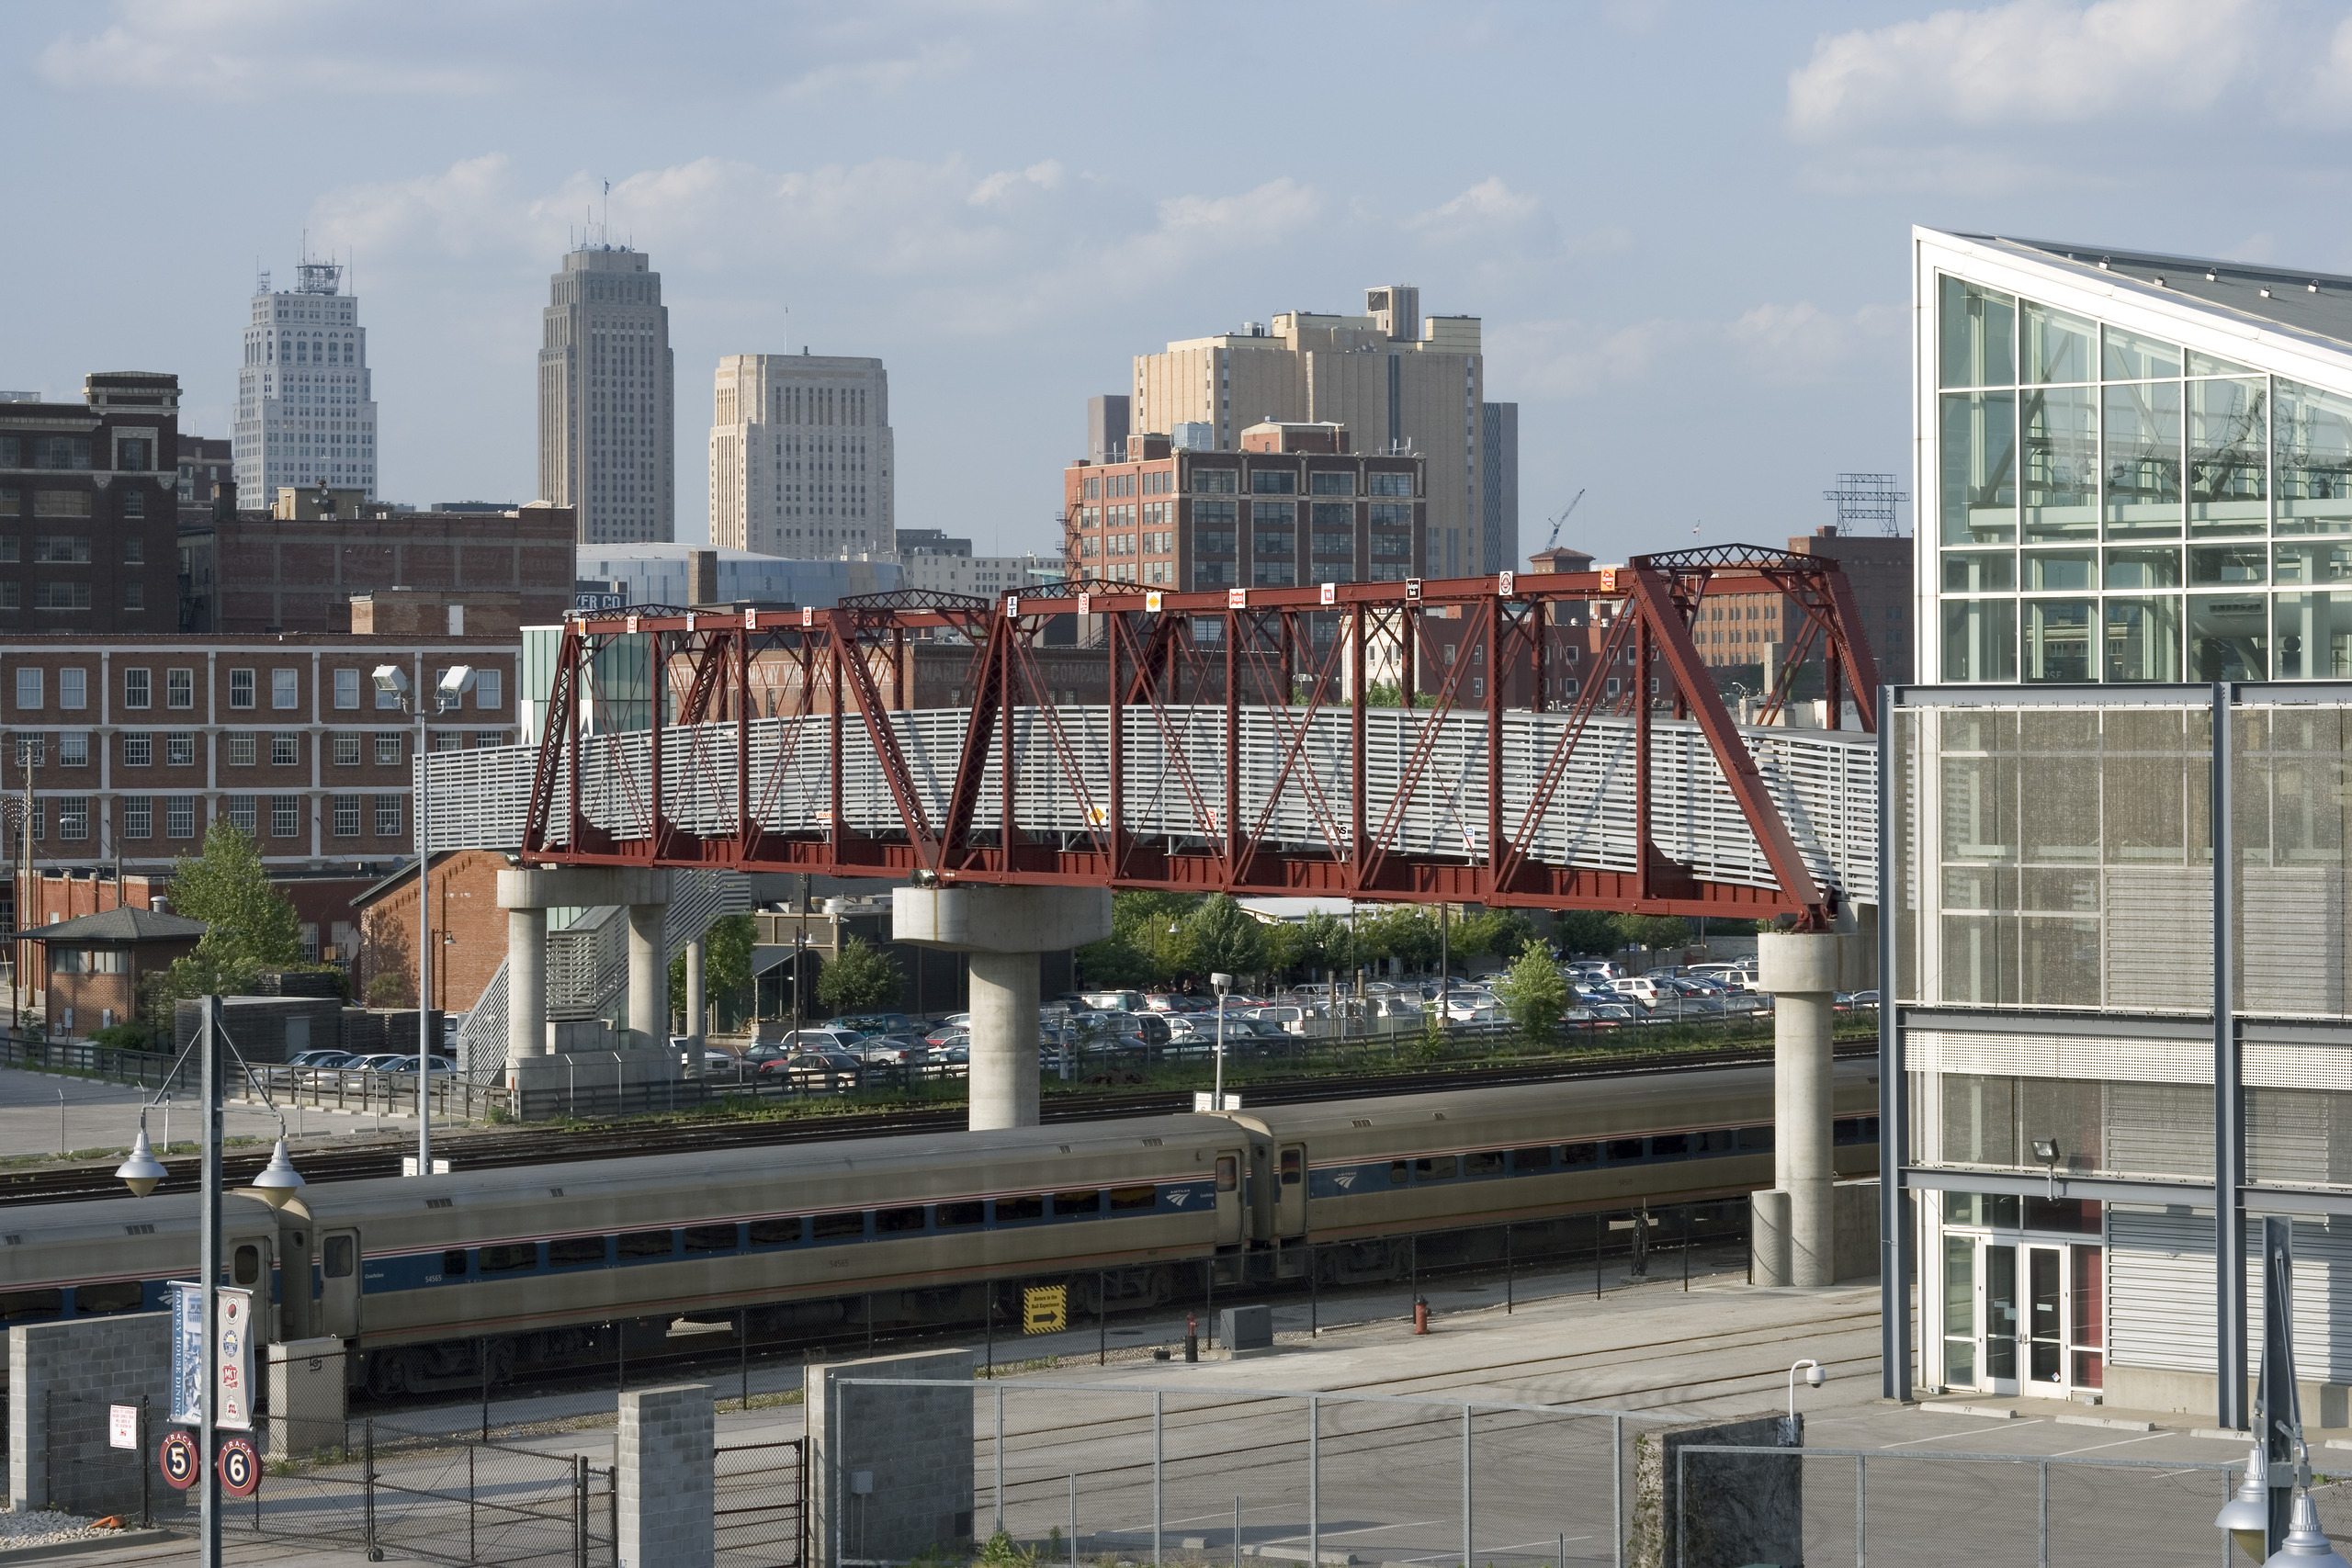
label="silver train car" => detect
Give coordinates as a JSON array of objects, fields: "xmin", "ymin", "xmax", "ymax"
[{"xmin": 0, "ymin": 1062, "xmax": 1877, "ymax": 1397}]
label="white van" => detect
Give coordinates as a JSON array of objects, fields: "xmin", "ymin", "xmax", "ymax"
[{"xmin": 1610, "ymin": 976, "xmax": 1664, "ymax": 1004}]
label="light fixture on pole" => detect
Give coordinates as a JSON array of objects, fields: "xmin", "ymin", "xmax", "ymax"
[
  {"xmin": 1786, "ymin": 1358, "xmax": 1825, "ymax": 1420},
  {"xmin": 114, "ymin": 1117, "xmax": 165, "ymax": 1197},
  {"xmin": 2032, "ymin": 1137, "xmax": 2060, "ymax": 1200},
  {"xmin": 2219, "ymin": 1447, "xmax": 2273, "ymax": 1562},
  {"xmin": 2267, "ymin": 1486, "xmax": 2351, "ymax": 1566},
  {"xmin": 1210, "ymin": 971, "xmax": 1232, "ymax": 1111},
  {"xmin": 375, "ymin": 660, "xmax": 474, "ymax": 1181}
]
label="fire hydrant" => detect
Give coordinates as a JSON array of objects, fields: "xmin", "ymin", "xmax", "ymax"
[
  {"xmin": 1184, "ymin": 1313, "xmax": 1199, "ymax": 1362},
  {"xmin": 1412, "ymin": 1296, "xmax": 1430, "ymax": 1335}
]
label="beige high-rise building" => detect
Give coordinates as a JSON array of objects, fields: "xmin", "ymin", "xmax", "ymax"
[
  {"xmin": 537, "ymin": 244, "xmax": 674, "ymax": 545},
  {"xmin": 1129, "ymin": 285, "xmax": 1513, "ymax": 577},
  {"xmin": 708, "ymin": 354, "xmax": 893, "ymax": 558}
]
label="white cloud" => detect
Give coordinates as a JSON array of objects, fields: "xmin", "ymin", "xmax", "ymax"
[
  {"xmin": 968, "ymin": 161, "xmax": 1066, "ymax": 208},
  {"xmin": 40, "ymin": 0, "xmax": 504, "ymax": 99},
  {"xmin": 1493, "ymin": 300, "xmax": 1900, "ymax": 399},
  {"xmin": 311, "ymin": 154, "xmax": 521, "ymax": 260},
  {"xmin": 1787, "ymin": 0, "xmax": 2261, "ymax": 141},
  {"xmin": 774, "ymin": 39, "xmax": 974, "ymax": 103}
]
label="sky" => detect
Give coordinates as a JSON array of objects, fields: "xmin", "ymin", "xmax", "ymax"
[{"xmin": 9, "ymin": 0, "xmax": 2352, "ymax": 563}]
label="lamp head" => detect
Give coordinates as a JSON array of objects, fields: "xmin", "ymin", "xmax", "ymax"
[
  {"xmin": 434, "ymin": 664, "xmax": 477, "ymax": 710},
  {"xmin": 2217, "ymin": 1447, "xmax": 2271, "ymax": 1561},
  {"xmin": 2032, "ymin": 1138, "xmax": 2058, "ymax": 1163},
  {"xmin": 114, "ymin": 1126, "xmax": 165, "ymax": 1198},
  {"xmin": 1211, "ymin": 972, "xmax": 1233, "ymax": 996},
  {"xmin": 2266, "ymin": 1490, "xmax": 2352, "ymax": 1565},
  {"xmin": 372, "ymin": 664, "xmax": 410, "ymax": 698},
  {"xmin": 246, "ymin": 1137, "xmax": 307, "ymax": 1210}
]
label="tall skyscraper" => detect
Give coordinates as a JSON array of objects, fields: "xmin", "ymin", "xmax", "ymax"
[
  {"xmin": 538, "ymin": 244, "xmax": 674, "ymax": 544},
  {"xmin": 707, "ymin": 354, "xmax": 892, "ymax": 557},
  {"xmin": 1128, "ymin": 284, "xmax": 1516, "ymax": 576},
  {"xmin": 233, "ymin": 259, "xmax": 379, "ymax": 504}
]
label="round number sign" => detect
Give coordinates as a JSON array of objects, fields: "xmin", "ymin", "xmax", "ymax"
[
  {"xmin": 217, "ymin": 1436, "xmax": 262, "ymax": 1498},
  {"xmin": 159, "ymin": 1429, "xmax": 198, "ymax": 1490}
]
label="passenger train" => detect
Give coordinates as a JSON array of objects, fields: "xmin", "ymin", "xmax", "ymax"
[{"xmin": 0, "ymin": 1063, "xmax": 1878, "ymax": 1398}]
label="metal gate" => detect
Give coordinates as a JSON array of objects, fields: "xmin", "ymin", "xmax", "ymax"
[{"xmin": 715, "ymin": 1434, "xmax": 804, "ymax": 1566}]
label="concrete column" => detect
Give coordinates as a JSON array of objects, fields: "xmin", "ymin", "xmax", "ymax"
[
  {"xmin": 682, "ymin": 937, "xmax": 707, "ymax": 1078},
  {"xmin": 507, "ymin": 907, "xmax": 548, "ymax": 1063},
  {"xmin": 628, "ymin": 901, "xmax": 664, "ymax": 1052},
  {"xmin": 1758, "ymin": 932, "xmax": 1842, "ymax": 1288},
  {"xmin": 618, "ymin": 1383, "xmax": 715, "ymax": 1568},
  {"xmin": 805, "ymin": 1349, "xmax": 976, "ymax": 1568},
  {"xmin": 893, "ymin": 885, "xmax": 1112, "ymax": 1132},
  {"xmin": 967, "ymin": 950, "xmax": 1041, "ymax": 1128}
]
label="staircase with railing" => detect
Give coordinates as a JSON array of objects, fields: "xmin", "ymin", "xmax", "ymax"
[{"xmin": 452, "ymin": 868, "xmax": 753, "ymax": 1080}]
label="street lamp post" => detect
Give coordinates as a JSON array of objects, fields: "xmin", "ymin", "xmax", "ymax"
[
  {"xmin": 1210, "ymin": 972, "xmax": 1232, "ymax": 1111},
  {"xmin": 114, "ymin": 994, "xmax": 304, "ymax": 1568},
  {"xmin": 374, "ymin": 662, "xmax": 475, "ymax": 1180}
]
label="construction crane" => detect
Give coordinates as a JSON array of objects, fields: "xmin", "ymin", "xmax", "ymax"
[{"xmin": 1543, "ymin": 488, "xmax": 1587, "ymax": 552}]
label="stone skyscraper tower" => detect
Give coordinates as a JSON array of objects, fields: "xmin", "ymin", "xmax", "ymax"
[
  {"xmin": 233, "ymin": 258, "xmax": 379, "ymax": 504},
  {"xmin": 708, "ymin": 354, "xmax": 893, "ymax": 558},
  {"xmin": 538, "ymin": 243, "xmax": 674, "ymax": 544}
]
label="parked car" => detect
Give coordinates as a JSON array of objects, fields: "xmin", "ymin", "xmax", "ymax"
[
  {"xmin": 284, "ymin": 1049, "xmax": 356, "ymax": 1071},
  {"xmin": 854, "ymin": 1034, "xmax": 931, "ymax": 1065},
  {"xmin": 759, "ymin": 1048, "xmax": 865, "ymax": 1088},
  {"xmin": 775, "ymin": 1027, "xmax": 865, "ymax": 1053},
  {"xmin": 832, "ymin": 1012, "xmax": 914, "ymax": 1037},
  {"xmin": 384, "ymin": 1056, "xmax": 458, "ymax": 1076},
  {"xmin": 923, "ymin": 1023, "xmax": 971, "ymax": 1048}
]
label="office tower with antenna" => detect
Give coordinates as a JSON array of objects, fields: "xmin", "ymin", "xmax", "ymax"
[
  {"xmin": 537, "ymin": 227, "xmax": 674, "ymax": 545},
  {"xmin": 232, "ymin": 253, "xmax": 379, "ymax": 506}
]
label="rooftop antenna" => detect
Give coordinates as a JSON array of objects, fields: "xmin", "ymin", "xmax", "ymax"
[
  {"xmin": 601, "ymin": 179, "xmax": 609, "ymax": 246},
  {"xmin": 1822, "ymin": 472, "xmax": 1908, "ymax": 536}
]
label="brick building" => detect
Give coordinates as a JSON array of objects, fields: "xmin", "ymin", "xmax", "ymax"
[
  {"xmin": 176, "ymin": 499, "xmax": 575, "ymax": 634},
  {"xmin": 1063, "ymin": 422, "xmax": 1425, "ymax": 594},
  {"xmin": 1678, "ymin": 526, "xmax": 1911, "ymax": 683},
  {"xmin": 0, "ymin": 372, "xmax": 184, "ymax": 634},
  {"xmin": 175, "ymin": 434, "xmax": 232, "ymax": 510},
  {"xmin": 351, "ymin": 848, "xmax": 508, "ymax": 1013},
  {"xmin": 17, "ymin": 904, "xmax": 203, "ymax": 1036},
  {"xmin": 0, "ymin": 632, "xmax": 520, "ymax": 958}
]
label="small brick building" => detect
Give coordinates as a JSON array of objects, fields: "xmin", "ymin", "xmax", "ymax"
[
  {"xmin": 351, "ymin": 849, "xmax": 509, "ymax": 1015},
  {"xmin": 19, "ymin": 904, "xmax": 204, "ymax": 1035}
]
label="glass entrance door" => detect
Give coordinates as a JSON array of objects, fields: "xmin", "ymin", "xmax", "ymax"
[
  {"xmin": 1984, "ymin": 1243, "xmax": 2018, "ymax": 1393},
  {"xmin": 2023, "ymin": 1245, "xmax": 2068, "ymax": 1393}
]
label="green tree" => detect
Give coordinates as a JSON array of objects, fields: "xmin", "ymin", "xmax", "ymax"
[
  {"xmin": 1550, "ymin": 910, "xmax": 1620, "ymax": 956},
  {"xmin": 815, "ymin": 936, "xmax": 902, "ymax": 1014},
  {"xmin": 1491, "ymin": 937, "xmax": 1571, "ymax": 1048},
  {"xmin": 1261, "ymin": 920, "xmax": 1308, "ymax": 980},
  {"xmin": 1455, "ymin": 908, "xmax": 1537, "ymax": 963},
  {"xmin": 144, "ymin": 822, "xmax": 309, "ymax": 1021},
  {"xmin": 1612, "ymin": 914, "xmax": 1693, "ymax": 952},
  {"xmin": 1294, "ymin": 910, "xmax": 1356, "ymax": 976},
  {"xmin": 1075, "ymin": 929, "xmax": 1156, "ymax": 989},
  {"xmin": 1360, "ymin": 907, "xmax": 1441, "ymax": 974},
  {"xmin": 1182, "ymin": 895, "xmax": 1266, "ymax": 981},
  {"xmin": 669, "ymin": 912, "xmax": 758, "ymax": 1032}
]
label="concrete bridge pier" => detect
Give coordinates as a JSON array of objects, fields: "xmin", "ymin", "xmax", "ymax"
[
  {"xmin": 495, "ymin": 866, "xmax": 675, "ymax": 1062},
  {"xmin": 1753, "ymin": 923, "xmax": 1873, "ymax": 1287},
  {"xmin": 893, "ymin": 885, "xmax": 1112, "ymax": 1130}
]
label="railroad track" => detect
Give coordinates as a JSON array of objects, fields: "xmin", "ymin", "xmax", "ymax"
[{"xmin": 1, "ymin": 1040, "xmax": 1874, "ymax": 1207}]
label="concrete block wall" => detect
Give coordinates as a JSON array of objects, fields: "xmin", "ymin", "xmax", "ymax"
[
  {"xmin": 7, "ymin": 1311, "xmax": 177, "ymax": 1517},
  {"xmin": 619, "ymin": 1383, "xmax": 715, "ymax": 1568},
  {"xmin": 1626, "ymin": 1413, "xmax": 1800, "ymax": 1568},
  {"xmin": 806, "ymin": 1348, "xmax": 976, "ymax": 1568}
]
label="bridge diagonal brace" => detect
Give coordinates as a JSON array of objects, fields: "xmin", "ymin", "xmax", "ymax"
[
  {"xmin": 829, "ymin": 610, "xmax": 944, "ymax": 869},
  {"xmin": 1625, "ymin": 566, "xmax": 1831, "ymax": 927}
]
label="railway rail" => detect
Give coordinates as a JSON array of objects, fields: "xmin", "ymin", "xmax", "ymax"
[{"xmin": 1, "ymin": 1039, "xmax": 1873, "ymax": 1207}]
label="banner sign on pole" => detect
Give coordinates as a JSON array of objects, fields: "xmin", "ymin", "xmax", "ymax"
[
  {"xmin": 216, "ymin": 1286, "xmax": 253, "ymax": 1431},
  {"xmin": 168, "ymin": 1281, "xmax": 202, "ymax": 1426}
]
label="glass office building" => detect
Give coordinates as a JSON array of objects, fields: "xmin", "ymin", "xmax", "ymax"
[{"xmin": 1917, "ymin": 230, "xmax": 2352, "ymax": 683}]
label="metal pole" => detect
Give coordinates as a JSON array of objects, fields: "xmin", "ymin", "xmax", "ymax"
[
  {"xmin": 1233, "ymin": 1496, "xmax": 1241, "ymax": 1568},
  {"xmin": 995, "ymin": 1383, "xmax": 1006, "ymax": 1535},
  {"xmin": 479, "ymin": 1337, "xmax": 490, "ymax": 1443},
  {"xmin": 1100, "ymin": 1272, "xmax": 1107, "ymax": 1367},
  {"xmin": 469, "ymin": 1444, "xmax": 477, "ymax": 1564},
  {"xmin": 1612, "ymin": 1415, "xmax": 1623, "ymax": 1568},
  {"xmin": 1461, "ymin": 1404, "xmax": 1472, "ymax": 1568},
  {"xmin": 2213, "ymin": 682, "xmax": 2247, "ymax": 1432},
  {"xmin": 1506, "ymin": 1223, "xmax": 1513, "ymax": 1314},
  {"xmin": 200, "ymin": 993, "xmax": 222, "ymax": 1568},
  {"xmin": 366, "ymin": 1420, "xmax": 379, "ymax": 1562},
  {"xmin": 740, "ymin": 1309, "xmax": 750, "ymax": 1412},
  {"xmin": 1153, "ymin": 1390, "xmax": 1164, "ymax": 1568},
  {"xmin": 1069, "ymin": 1473, "xmax": 1078, "ymax": 1568},
  {"xmin": 2037, "ymin": 1457, "xmax": 2049, "ymax": 1568},
  {"xmin": 415, "ymin": 658, "xmax": 433, "ymax": 1181},
  {"xmin": 1675, "ymin": 1447, "xmax": 1685, "ymax": 1568},
  {"xmin": 1856, "ymin": 1454, "xmax": 1864, "ymax": 1568},
  {"xmin": 1310, "ymin": 1247, "xmax": 1318, "ymax": 1336},
  {"xmin": 1877, "ymin": 682, "xmax": 1909, "ymax": 1400},
  {"xmin": 1308, "ymin": 1395, "xmax": 1319, "ymax": 1568}
]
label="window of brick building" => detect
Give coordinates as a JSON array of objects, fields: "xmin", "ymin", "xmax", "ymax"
[
  {"xmin": 164, "ymin": 796, "xmax": 195, "ymax": 839},
  {"xmin": 334, "ymin": 734, "xmax": 360, "ymax": 767},
  {"xmin": 13, "ymin": 670, "xmax": 38, "ymax": 710},
  {"xmin": 121, "ymin": 733, "xmax": 150, "ymax": 767},
  {"xmin": 122, "ymin": 797, "xmax": 150, "ymax": 839},
  {"xmin": 374, "ymin": 732, "xmax": 401, "ymax": 766},
  {"xmin": 55, "ymin": 797, "xmax": 86, "ymax": 840},
  {"xmin": 474, "ymin": 670, "xmax": 502, "ymax": 709},
  {"xmin": 166, "ymin": 669, "xmax": 192, "ymax": 709},
  {"xmin": 272, "ymin": 796, "xmax": 300, "ymax": 838},
  {"xmin": 225, "ymin": 733, "xmax": 255, "ymax": 767},
  {"xmin": 272, "ymin": 670, "xmax": 299, "ymax": 710},
  {"xmin": 334, "ymin": 669, "xmax": 360, "ymax": 710},
  {"xmin": 122, "ymin": 669, "xmax": 150, "ymax": 709},
  {"xmin": 271, "ymin": 733, "xmax": 299, "ymax": 766},
  {"xmin": 228, "ymin": 669, "xmax": 254, "ymax": 708},
  {"xmin": 374, "ymin": 795, "xmax": 402, "ymax": 838},
  {"xmin": 58, "ymin": 733, "xmax": 87, "ymax": 768},
  {"xmin": 165, "ymin": 733, "xmax": 194, "ymax": 768},
  {"xmin": 331, "ymin": 795, "xmax": 360, "ymax": 837},
  {"xmin": 224, "ymin": 795, "xmax": 256, "ymax": 833}
]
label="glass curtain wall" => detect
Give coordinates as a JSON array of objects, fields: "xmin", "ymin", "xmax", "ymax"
[{"xmin": 1934, "ymin": 273, "xmax": 2352, "ymax": 681}]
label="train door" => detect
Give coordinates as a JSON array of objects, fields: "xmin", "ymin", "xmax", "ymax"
[
  {"xmin": 1213, "ymin": 1150, "xmax": 1244, "ymax": 1248},
  {"xmin": 321, "ymin": 1229, "xmax": 361, "ymax": 1338},
  {"xmin": 1249, "ymin": 1145, "xmax": 1276, "ymax": 1242},
  {"xmin": 277, "ymin": 1222, "xmax": 313, "ymax": 1340},
  {"xmin": 1273, "ymin": 1145, "xmax": 1307, "ymax": 1241}
]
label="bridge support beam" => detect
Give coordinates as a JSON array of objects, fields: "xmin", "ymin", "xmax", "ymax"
[
  {"xmin": 1755, "ymin": 929, "xmax": 1871, "ymax": 1287},
  {"xmin": 893, "ymin": 886, "xmax": 1113, "ymax": 1131},
  {"xmin": 497, "ymin": 867, "xmax": 675, "ymax": 1062},
  {"xmin": 681, "ymin": 937, "xmax": 706, "ymax": 1078}
]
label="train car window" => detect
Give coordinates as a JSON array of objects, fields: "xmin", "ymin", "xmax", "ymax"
[
  {"xmin": 480, "ymin": 1244, "xmax": 537, "ymax": 1273},
  {"xmin": 1739, "ymin": 1125, "xmax": 1774, "ymax": 1153},
  {"xmin": 1648, "ymin": 1134, "xmax": 1690, "ymax": 1161},
  {"xmin": 1694, "ymin": 1129, "xmax": 1741, "ymax": 1156},
  {"xmin": 322, "ymin": 1236, "xmax": 355, "ymax": 1278},
  {"xmin": 876, "ymin": 1207, "xmax": 927, "ymax": 1235},
  {"xmin": 1510, "ymin": 1146, "xmax": 1555, "ymax": 1171},
  {"xmin": 1215, "ymin": 1157, "xmax": 1238, "ymax": 1192},
  {"xmin": 1466, "ymin": 1152, "xmax": 1504, "ymax": 1177},
  {"xmin": 1605, "ymin": 1138, "xmax": 1645, "ymax": 1164},
  {"xmin": 0, "ymin": 1289, "xmax": 62, "ymax": 1322},
  {"xmin": 441, "ymin": 1249, "xmax": 469, "ymax": 1278},
  {"xmin": 617, "ymin": 1230, "xmax": 675, "ymax": 1259},
  {"xmin": 1279, "ymin": 1151, "xmax": 1303, "ymax": 1186},
  {"xmin": 812, "ymin": 1213, "xmax": 866, "ymax": 1240},
  {"xmin": 74, "ymin": 1280, "xmax": 143, "ymax": 1315},
  {"xmin": 1108, "ymin": 1185, "xmax": 1157, "ymax": 1213},
  {"xmin": 233, "ymin": 1245, "xmax": 261, "ymax": 1285},
  {"xmin": 549, "ymin": 1236, "xmax": 608, "ymax": 1266},
  {"xmin": 1052, "ymin": 1190, "xmax": 1102, "ymax": 1218},
  {"xmin": 935, "ymin": 1202, "xmax": 985, "ymax": 1230},
  {"xmin": 1414, "ymin": 1156, "xmax": 1458, "ymax": 1181},
  {"xmin": 748, "ymin": 1217, "xmax": 804, "ymax": 1247},
  {"xmin": 684, "ymin": 1224, "xmax": 740, "ymax": 1253},
  {"xmin": 995, "ymin": 1196, "xmax": 1045, "ymax": 1223},
  {"xmin": 1389, "ymin": 1160, "xmax": 1409, "ymax": 1185},
  {"xmin": 1562, "ymin": 1143, "xmax": 1600, "ymax": 1168},
  {"xmin": 1834, "ymin": 1117, "xmax": 1881, "ymax": 1145}
]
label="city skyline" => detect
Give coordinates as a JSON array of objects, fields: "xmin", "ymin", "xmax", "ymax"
[{"xmin": 12, "ymin": 1, "xmax": 2352, "ymax": 564}]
